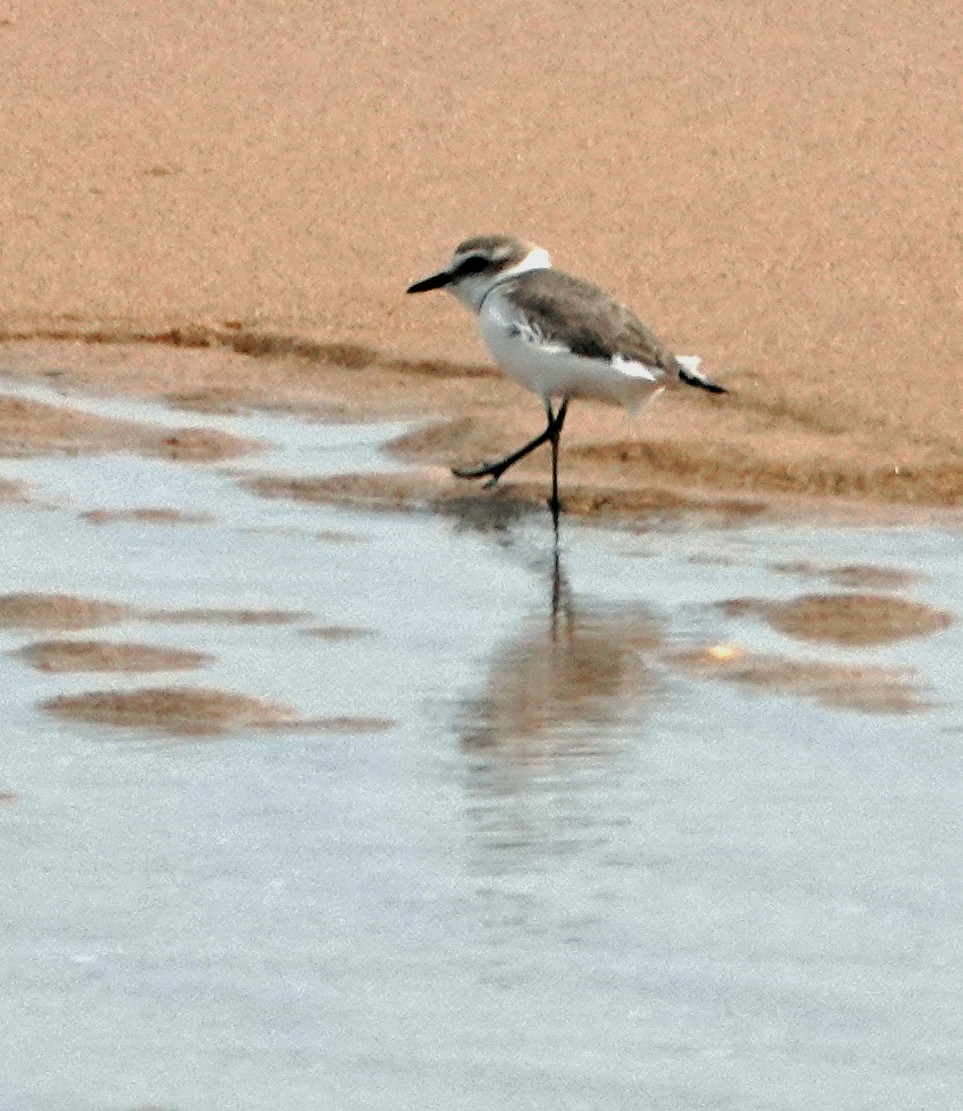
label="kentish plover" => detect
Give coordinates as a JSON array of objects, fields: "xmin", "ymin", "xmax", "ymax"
[{"xmin": 406, "ymin": 234, "xmax": 725, "ymax": 519}]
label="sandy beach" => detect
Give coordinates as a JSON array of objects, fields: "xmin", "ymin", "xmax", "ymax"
[
  {"xmin": 0, "ymin": 0, "xmax": 959, "ymax": 515},
  {"xmin": 3, "ymin": 10, "xmax": 963, "ymax": 1105}
]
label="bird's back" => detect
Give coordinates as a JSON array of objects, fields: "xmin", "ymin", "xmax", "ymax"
[{"xmin": 494, "ymin": 268, "xmax": 681, "ymax": 374}]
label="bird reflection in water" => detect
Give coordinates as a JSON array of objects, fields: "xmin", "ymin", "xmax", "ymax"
[
  {"xmin": 453, "ymin": 517, "xmax": 667, "ymax": 962},
  {"xmin": 458, "ymin": 526, "xmax": 664, "ymax": 849}
]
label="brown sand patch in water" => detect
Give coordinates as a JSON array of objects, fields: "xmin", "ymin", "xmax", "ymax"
[
  {"xmin": 302, "ymin": 625, "xmax": 374, "ymax": 641},
  {"xmin": 0, "ymin": 593, "xmax": 306, "ymax": 631},
  {"xmin": 670, "ymin": 647, "xmax": 932, "ymax": 716},
  {"xmin": 0, "ymin": 592, "xmax": 132, "ymax": 630},
  {"xmin": 41, "ymin": 686, "xmax": 395, "ymax": 738},
  {"xmin": 720, "ymin": 593, "xmax": 953, "ymax": 646},
  {"xmin": 81, "ymin": 506, "xmax": 215, "ymax": 526},
  {"xmin": 242, "ymin": 469, "xmax": 765, "ymax": 525},
  {"xmin": 0, "ymin": 477, "xmax": 28, "ymax": 503},
  {"xmin": 569, "ymin": 437, "xmax": 963, "ymax": 510},
  {"xmin": 13, "ymin": 639, "xmax": 213, "ymax": 673},
  {"xmin": 768, "ymin": 561, "xmax": 922, "ymax": 590},
  {"xmin": 147, "ymin": 606, "xmax": 309, "ymax": 625},
  {"xmin": 42, "ymin": 687, "xmax": 302, "ymax": 736},
  {"xmin": 0, "ymin": 790, "xmax": 19, "ymax": 805},
  {"xmin": 0, "ymin": 394, "xmax": 261, "ymax": 462},
  {"xmin": 293, "ymin": 716, "xmax": 396, "ymax": 735}
]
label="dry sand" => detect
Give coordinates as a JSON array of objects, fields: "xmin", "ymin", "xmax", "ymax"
[{"xmin": 0, "ymin": 2, "xmax": 960, "ymax": 516}]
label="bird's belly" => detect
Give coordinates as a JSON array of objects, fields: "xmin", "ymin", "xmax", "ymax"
[{"xmin": 480, "ymin": 318, "xmax": 664, "ymax": 411}]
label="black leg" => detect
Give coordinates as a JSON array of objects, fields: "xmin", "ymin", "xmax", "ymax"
[
  {"xmin": 452, "ymin": 401, "xmax": 565, "ymax": 486},
  {"xmin": 548, "ymin": 400, "xmax": 568, "ymax": 525}
]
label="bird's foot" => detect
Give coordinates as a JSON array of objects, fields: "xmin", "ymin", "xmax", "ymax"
[{"xmin": 451, "ymin": 462, "xmax": 503, "ymax": 483}]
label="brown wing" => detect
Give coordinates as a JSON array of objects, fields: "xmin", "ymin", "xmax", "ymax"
[{"xmin": 506, "ymin": 269, "xmax": 680, "ymax": 371}]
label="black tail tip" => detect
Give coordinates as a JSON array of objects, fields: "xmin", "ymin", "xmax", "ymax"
[{"xmin": 679, "ymin": 367, "xmax": 727, "ymax": 394}]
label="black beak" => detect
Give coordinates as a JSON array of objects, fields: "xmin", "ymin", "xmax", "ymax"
[{"xmin": 406, "ymin": 270, "xmax": 452, "ymax": 294}]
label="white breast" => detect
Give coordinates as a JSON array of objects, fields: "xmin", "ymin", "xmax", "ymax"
[{"xmin": 478, "ymin": 288, "xmax": 666, "ymax": 412}]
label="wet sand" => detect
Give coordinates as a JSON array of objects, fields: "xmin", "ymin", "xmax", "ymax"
[
  {"xmin": 0, "ymin": 1, "xmax": 959, "ymax": 516},
  {"xmin": 0, "ymin": 477, "xmax": 28, "ymax": 503},
  {"xmin": 1, "ymin": 386, "xmax": 961, "ymax": 1109},
  {"xmin": 0, "ymin": 591, "xmax": 133, "ymax": 630},
  {"xmin": 718, "ymin": 592, "xmax": 954, "ymax": 646},
  {"xmin": 0, "ymin": 337, "xmax": 960, "ymax": 520},
  {"xmin": 0, "ymin": 591, "xmax": 310, "ymax": 631},
  {"xmin": 12, "ymin": 639, "xmax": 214, "ymax": 673},
  {"xmin": 80, "ymin": 506, "xmax": 216, "ymax": 526},
  {"xmin": 671, "ymin": 646, "xmax": 930, "ymax": 716},
  {"xmin": 0, "ymin": 391, "xmax": 261, "ymax": 462},
  {"xmin": 42, "ymin": 686, "xmax": 305, "ymax": 736}
]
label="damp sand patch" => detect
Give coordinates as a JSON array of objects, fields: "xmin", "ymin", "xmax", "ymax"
[
  {"xmin": 3, "ymin": 340, "xmax": 963, "ymax": 521},
  {"xmin": 41, "ymin": 686, "xmax": 395, "ymax": 738},
  {"xmin": 0, "ymin": 394, "xmax": 262, "ymax": 462},
  {"xmin": 0, "ymin": 477, "xmax": 28, "ymax": 503},
  {"xmin": 241, "ymin": 469, "xmax": 765, "ymax": 525},
  {"xmin": 719, "ymin": 593, "xmax": 953, "ymax": 647},
  {"xmin": 768, "ymin": 561, "xmax": 922, "ymax": 590},
  {"xmin": 80, "ymin": 507, "xmax": 216, "ymax": 526},
  {"xmin": 670, "ymin": 646, "xmax": 933, "ymax": 715},
  {"xmin": 302, "ymin": 625, "xmax": 375, "ymax": 641},
  {"xmin": 13, "ymin": 639, "xmax": 213, "ymax": 673},
  {"xmin": 0, "ymin": 593, "xmax": 311, "ymax": 631},
  {"xmin": 0, "ymin": 592, "xmax": 133, "ymax": 630},
  {"xmin": 147, "ymin": 607, "xmax": 310, "ymax": 626}
]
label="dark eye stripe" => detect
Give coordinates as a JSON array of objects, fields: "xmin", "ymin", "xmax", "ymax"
[{"xmin": 454, "ymin": 254, "xmax": 489, "ymax": 277}]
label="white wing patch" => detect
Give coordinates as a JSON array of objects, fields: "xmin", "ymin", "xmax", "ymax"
[
  {"xmin": 612, "ymin": 354, "xmax": 660, "ymax": 381},
  {"xmin": 480, "ymin": 285, "xmax": 668, "ymax": 410}
]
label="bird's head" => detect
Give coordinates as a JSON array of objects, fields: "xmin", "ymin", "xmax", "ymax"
[{"xmin": 406, "ymin": 234, "xmax": 551, "ymax": 312}]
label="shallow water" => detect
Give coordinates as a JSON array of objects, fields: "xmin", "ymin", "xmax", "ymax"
[{"xmin": 1, "ymin": 378, "xmax": 961, "ymax": 1111}]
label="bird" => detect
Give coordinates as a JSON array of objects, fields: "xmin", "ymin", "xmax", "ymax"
[{"xmin": 406, "ymin": 234, "xmax": 725, "ymax": 521}]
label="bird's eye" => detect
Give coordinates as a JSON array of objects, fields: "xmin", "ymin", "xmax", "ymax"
[{"xmin": 456, "ymin": 254, "xmax": 489, "ymax": 276}]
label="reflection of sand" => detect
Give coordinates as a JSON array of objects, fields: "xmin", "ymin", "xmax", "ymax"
[{"xmin": 0, "ymin": 2, "xmax": 959, "ymax": 517}]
